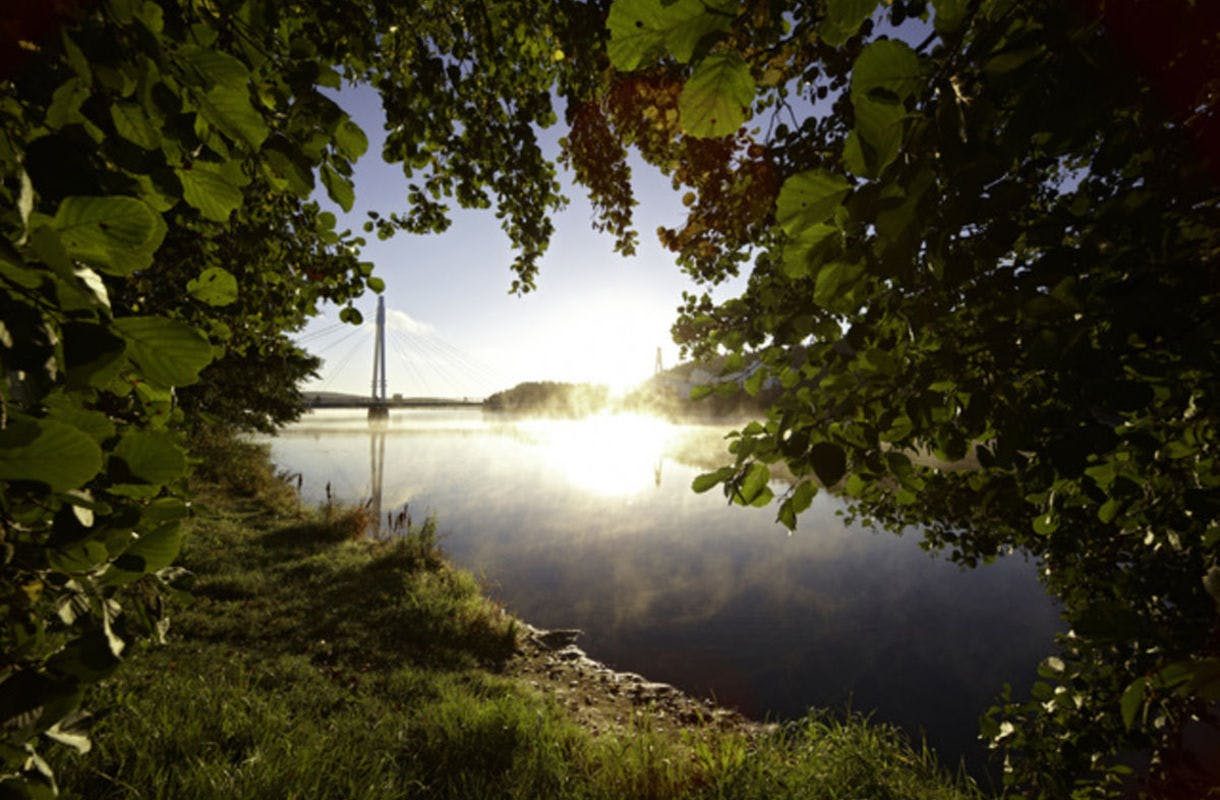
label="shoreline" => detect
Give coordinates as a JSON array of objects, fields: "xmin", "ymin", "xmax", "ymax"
[
  {"xmin": 51, "ymin": 433, "xmax": 983, "ymax": 799},
  {"xmin": 510, "ymin": 622, "xmax": 760, "ymax": 739}
]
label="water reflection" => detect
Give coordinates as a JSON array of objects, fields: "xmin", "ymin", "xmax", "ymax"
[
  {"xmin": 369, "ymin": 421, "xmax": 386, "ymax": 529},
  {"xmin": 262, "ymin": 408, "xmax": 1062, "ymax": 774}
]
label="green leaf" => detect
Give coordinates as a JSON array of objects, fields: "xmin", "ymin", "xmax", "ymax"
[
  {"xmin": 334, "ymin": 118, "xmax": 369, "ymax": 160},
  {"xmin": 692, "ymin": 466, "xmax": 734, "ymax": 493},
  {"xmin": 851, "ymin": 40, "xmax": 923, "ymax": 104},
  {"xmin": 790, "ymin": 480, "xmax": 817, "ymax": 514},
  {"xmin": 678, "ymin": 52, "xmax": 755, "ymax": 138},
  {"xmin": 366, "ymin": 276, "xmax": 386, "ymax": 293},
  {"xmin": 810, "ymin": 441, "xmax": 847, "ymax": 486},
  {"xmin": 45, "ymin": 403, "xmax": 115, "ymax": 443},
  {"xmin": 933, "ymin": 0, "xmax": 969, "ymax": 32},
  {"xmin": 48, "ymin": 540, "xmax": 110, "ymax": 574},
  {"xmin": 113, "ymin": 316, "xmax": 214, "ymax": 387},
  {"xmin": 198, "ymin": 85, "xmax": 268, "ymax": 150},
  {"xmin": 114, "ymin": 430, "xmax": 187, "ymax": 485},
  {"xmin": 847, "ymin": 41, "xmax": 921, "ymax": 178},
  {"xmin": 62, "ymin": 322, "xmax": 127, "ymax": 389},
  {"xmin": 177, "ymin": 46, "xmax": 250, "ymax": 88},
  {"xmin": 606, "ymin": 0, "xmax": 734, "ymax": 70},
  {"xmin": 743, "ymin": 367, "xmax": 765, "ymax": 396},
  {"xmin": 264, "ymin": 139, "xmax": 315, "ymax": 195},
  {"xmin": 1032, "ymin": 512, "xmax": 1059, "ymax": 535},
  {"xmin": 778, "ymin": 480, "xmax": 817, "ymax": 529},
  {"xmin": 321, "ymin": 164, "xmax": 355, "ymax": 211},
  {"xmin": 176, "ymin": 162, "xmax": 243, "ymax": 222},
  {"xmin": 107, "ymin": 523, "xmax": 184, "ymax": 583},
  {"xmin": 820, "ymin": 0, "xmax": 879, "ymax": 47},
  {"xmin": 0, "ymin": 418, "xmax": 103, "ymax": 492},
  {"xmin": 1120, "ymin": 677, "xmax": 1146, "ymax": 730},
  {"xmin": 28, "ymin": 226, "xmax": 74, "ymax": 279},
  {"xmin": 813, "ymin": 260, "xmax": 865, "ymax": 309},
  {"xmin": 737, "ymin": 461, "xmax": 771, "ymax": 504},
  {"xmin": 776, "ymin": 170, "xmax": 850, "ymax": 236},
  {"xmin": 1097, "ymin": 497, "xmax": 1122, "ymax": 523},
  {"xmin": 749, "ymin": 486, "xmax": 775, "ymax": 507},
  {"xmin": 141, "ymin": 497, "xmax": 190, "ymax": 526},
  {"xmin": 137, "ymin": 0, "xmax": 164, "ymax": 33},
  {"xmin": 51, "ymin": 196, "xmax": 167, "ymax": 275},
  {"xmin": 46, "ymin": 77, "xmax": 89, "ymax": 129},
  {"xmin": 110, "ymin": 102, "xmax": 160, "ymax": 150},
  {"xmin": 782, "ymin": 224, "xmax": 837, "ymax": 279},
  {"xmin": 187, "ymin": 266, "xmax": 239, "ymax": 306},
  {"xmin": 845, "ymin": 97, "xmax": 905, "ymax": 177}
]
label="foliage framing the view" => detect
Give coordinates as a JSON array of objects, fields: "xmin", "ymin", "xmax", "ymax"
[
  {"xmin": 582, "ymin": 0, "xmax": 1219, "ymax": 796},
  {"xmin": 2, "ymin": 0, "xmax": 1217, "ymax": 797},
  {"xmin": 0, "ymin": 0, "xmax": 594, "ymax": 794}
]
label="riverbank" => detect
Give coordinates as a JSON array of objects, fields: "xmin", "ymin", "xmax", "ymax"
[{"xmin": 53, "ymin": 434, "xmax": 984, "ymax": 799}]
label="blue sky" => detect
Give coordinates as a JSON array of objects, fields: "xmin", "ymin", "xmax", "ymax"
[{"xmin": 298, "ymin": 84, "xmax": 748, "ymax": 398}]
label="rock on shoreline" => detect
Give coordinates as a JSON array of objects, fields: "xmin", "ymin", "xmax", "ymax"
[{"xmin": 510, "ymin": 624, "xmax": 763, "ymax": 739}]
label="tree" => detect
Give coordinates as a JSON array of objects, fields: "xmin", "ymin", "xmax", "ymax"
[
  {"xmin": 0, "ymin": 0, "xmax": 599, "ymax": 793},
  {"xmin": 578, "ymin": 0, "xmax": 1218, "ymax": 795}
]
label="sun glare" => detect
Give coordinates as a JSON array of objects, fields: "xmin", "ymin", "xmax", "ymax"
[
  {"xmin": 522, "ymin": 413, "xmax": 674, "ymax": 497},
  {"xmin": 533, "ymin": 294, "xmax": 671, "ymax": 396}
]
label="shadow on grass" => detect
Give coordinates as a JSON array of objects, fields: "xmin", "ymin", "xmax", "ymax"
[{"xmin": 184, "ymin": 508, "xmax": 517, "ymax": 675}]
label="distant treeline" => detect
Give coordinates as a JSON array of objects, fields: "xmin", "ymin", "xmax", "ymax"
[
  {"xmin": 483, "ymin": 382, "xmax": 610, "ymax": 416},
  {"xmin": 619, "ymin": 381, "xmax": 772, "ymax": 421},
  {"xmin": 484, "ymin": 362, "xmax": 775, "ymax": 421}
]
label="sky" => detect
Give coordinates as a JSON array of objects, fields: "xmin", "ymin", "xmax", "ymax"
[
  {"xmin": 297, "ymin": 84, "xmax": 749, "ymax": 399},
  {"xmin": 297, "ymin": 10, "xmax": 933, "ymax": 400}
]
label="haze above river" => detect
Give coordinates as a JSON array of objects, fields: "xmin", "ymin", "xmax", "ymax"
[{"xmin": 260, "ymin": 407, "xmax": 1062, "ymax": 772}]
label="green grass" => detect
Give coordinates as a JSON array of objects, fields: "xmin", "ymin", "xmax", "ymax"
[{"xmin": 53, "ymin": 435, "xmax": 985, "ymax": 800}]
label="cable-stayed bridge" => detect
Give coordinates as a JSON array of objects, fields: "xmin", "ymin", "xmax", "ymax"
[{"xmin": 296, "ymin": 297, "xmax": 502, "ymax": 413}]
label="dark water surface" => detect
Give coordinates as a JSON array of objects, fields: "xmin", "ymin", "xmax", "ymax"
[{"xmin": 261, "ymin": 407, "xmax": 1062, "ymax": 774}]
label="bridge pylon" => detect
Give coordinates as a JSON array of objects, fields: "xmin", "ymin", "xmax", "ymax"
[{"xmin": 369, "ymin": 296, "xmax": 389, "ymax": 421}]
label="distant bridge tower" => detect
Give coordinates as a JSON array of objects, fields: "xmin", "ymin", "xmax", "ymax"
[
  {"xmin": 369, "ymin": 296, "xmax": 389, "ymax": 420},
  {"xmin": 654, "ymin": 346, "xmax": 663, "ymax": 375}
]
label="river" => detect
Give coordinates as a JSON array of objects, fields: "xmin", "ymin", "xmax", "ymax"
[{"xmin": 259, "ymin": 406, "xmax": 1062, "ymax": 775}]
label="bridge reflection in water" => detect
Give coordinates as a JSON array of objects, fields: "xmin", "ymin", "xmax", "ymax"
[{"xmin": 368, "ymin": 419, "xmax": 386, "ymax": 532}]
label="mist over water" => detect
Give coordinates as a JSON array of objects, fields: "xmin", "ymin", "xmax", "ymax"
[{"xmin": 260, "ymin": 407, "xmax": 1062, "ymax": 773}]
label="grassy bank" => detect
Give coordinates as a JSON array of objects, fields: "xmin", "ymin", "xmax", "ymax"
[{"xmin": 53, "ymin": 434, "xmax": 983, "ymax": 800}]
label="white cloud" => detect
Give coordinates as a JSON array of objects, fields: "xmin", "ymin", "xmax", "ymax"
[{"xmin": 386, "ymin": 308, "xmax": 434, "ymax": 336}]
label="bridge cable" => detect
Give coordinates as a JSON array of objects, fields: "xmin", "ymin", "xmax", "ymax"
[
  {"xmin": 307, "ymin": 323, "xmax": 366, "ymax": 357},
  {"xmin": 392, "ymin": 330, "xmax": 481, "ymax": 397},
  {"xmin": 295, "ymin": 321, "xmax": 349, "ymax": 342},
  {"xmin": 397, "ymin": 330, "xmax": 497, "ymax": 395},
  {"xmin": 386, "ymin": 331, "xmax": 432, "ymax": 396},
  {"xmin": 316, "ymin": 327, "xmax": 371, "ymax": 391},
  {"xmin": 390, "ymin": 330, "xmax": 468, "ymax": 397}
]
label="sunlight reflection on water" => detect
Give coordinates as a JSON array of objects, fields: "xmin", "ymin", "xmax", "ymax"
[{"xmin": 514, "ymin": 412, "xmax": 676, "ymax": 497}]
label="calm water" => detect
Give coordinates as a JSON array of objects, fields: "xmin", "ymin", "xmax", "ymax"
[{"xmin": 260, "ymin": 407, "xmax": 1061, "ymax": 772}]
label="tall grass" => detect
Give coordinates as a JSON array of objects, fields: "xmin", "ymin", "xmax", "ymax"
[{"xmin": 53, "ymin": 433, "xmax": 985, "ymax": 799}]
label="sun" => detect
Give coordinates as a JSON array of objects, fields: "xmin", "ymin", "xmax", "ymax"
[{"xmin": 540, "ymin": 296, "xmax": 670, "ymax": 396}]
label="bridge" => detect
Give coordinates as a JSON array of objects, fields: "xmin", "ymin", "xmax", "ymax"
[{"xmin": 296, "ymin": 296, "xmax": 503, "ymax": 417}]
